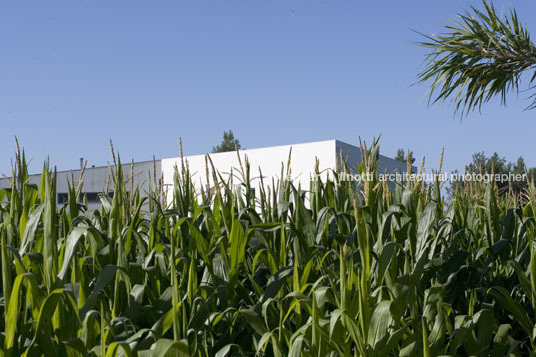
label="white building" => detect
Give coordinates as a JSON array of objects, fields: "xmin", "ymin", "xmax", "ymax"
[
  {"xmin": 162, "ymin": 139, "xmax": 409, "ymax": 199},
  {"xmin": 1, "ymin": 140, "xmax": 409, "ymax": 207}
]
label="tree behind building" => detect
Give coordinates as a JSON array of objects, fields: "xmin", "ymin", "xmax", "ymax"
[{"xmin": 212, "ymin": 130, "xmax": 241, "ymax": 153}]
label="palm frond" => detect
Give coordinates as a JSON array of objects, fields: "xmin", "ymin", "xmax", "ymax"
[{"xmin": 417, "ymin": 0, "xmax": 536, "ymax": 117}]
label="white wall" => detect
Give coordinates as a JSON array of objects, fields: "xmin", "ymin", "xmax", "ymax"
[
  {"xmin": 161, "ymin": 139, "xmax": 412, "ymax": 205},
  {"xmin": 0, "ymin": 140, "xmax": 410, "ymax": 208},
  {"xmin": 161, "ymin": 140, "xmax": 338, "ymax": 201}
]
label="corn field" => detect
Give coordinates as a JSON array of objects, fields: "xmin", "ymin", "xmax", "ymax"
[{"xmin": 1, "ymin": 139, "xmax": 536, "ymax": 356}]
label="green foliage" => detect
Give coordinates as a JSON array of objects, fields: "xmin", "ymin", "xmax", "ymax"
[
  {"xmin": 395, "ymin": 148, "xmax": 415, "ymax": 164},
  {"xmin": 417, "ymin": 0, "xmax": 536, "ymax": 117},
  {"xmin": 212, "ymin": 130, "xmax": 241, "ymax": 153},
  {"xmin": 449, "ymin": 151, "xmax": 536, "ymax": 197},
  {"xmin": 2, "ymin": 139, "xmax": 536, "ymax": 355}
]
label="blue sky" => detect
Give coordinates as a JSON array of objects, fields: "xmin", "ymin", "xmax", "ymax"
[{"xmin": 1, "ymin": 0, "xmax": 535, "ymax": 176}]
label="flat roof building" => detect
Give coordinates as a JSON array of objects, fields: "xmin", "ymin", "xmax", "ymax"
[{"xmin": 0, "ymin": 140, "xmax": 409, "ymax": 208}]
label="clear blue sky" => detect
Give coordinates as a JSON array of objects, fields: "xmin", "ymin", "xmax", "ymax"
[{"xmin": 1, "ymin": 1, "xmax": 535, "ymax": 176}]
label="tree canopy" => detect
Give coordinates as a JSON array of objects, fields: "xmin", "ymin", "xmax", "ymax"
[
  {"xmin": 395, "ymin": 148, "xmax": 415, "ymax": 165},
  {"xmin": 449, "ymin": 151, "xmax": 535, "ymax": 197},
  {"xmin": 212, "ymin": 130, "xmax": 241, "ymax": 153}
]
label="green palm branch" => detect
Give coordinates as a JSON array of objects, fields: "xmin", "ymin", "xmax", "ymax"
[{"xmin": 417, "ymin": 0, "xmax": 536, "ymax": 117}]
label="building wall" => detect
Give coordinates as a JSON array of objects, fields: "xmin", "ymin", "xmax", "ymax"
[
  {"xmin": 0, "ymin": 160, "xmax": 161, "ymax": 210},
  {"xmin": 335, "ymin": 140, "xmax": 409, "ymax": 173},
  {"xmin": 161, "ymin": 140, "xmax": 338, "ymax": 201},
  {"xmin": 335, "ymin": 140, "xmax": 412, "ymax": 191},
  {"xmin": 0, "ymin": 140, "xmax": 410, "ymax": 209},
  {"xmin": 162, "ymin": 140, "xmax": 412, "ymax": 203}
]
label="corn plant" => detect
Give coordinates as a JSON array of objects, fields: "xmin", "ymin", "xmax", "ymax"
[{"xmin": 1, "ymin": 139, "xmax": 536, "ymax": 356}]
